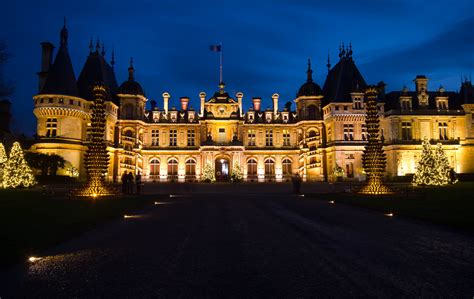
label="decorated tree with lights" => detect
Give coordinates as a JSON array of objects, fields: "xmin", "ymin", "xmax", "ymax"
[
  {"xmin": 74, "ymin": 85, "xmax": 114, "ymax": 197},
  {"xmin": 231, "ymin": 163, "xmax": 243, "ymax": 182},
  {"xmin": 0, "ymin": 143, "xmax": 7, "ymax": 187},
  {"xmin": 359, "ymin": 86, "xmax": 392, "ymax": 194},
  {"xmin": 412, "ymin": 138, "xmax": 437, "ymax": 186},
  {"xmin": 3, "ymin": 142, "xmax": 36, "ymax": 188},
  {"xmin": 201, "ymin": 162, "xmax": 215, "ymax": 182},
  {"xmin": 433, "ymin": 143, "xmax": 451, "ymax": 185}
]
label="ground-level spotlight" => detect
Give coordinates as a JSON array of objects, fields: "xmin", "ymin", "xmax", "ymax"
[
  {"xmin": 329, "ymin": 200, "xmax": 335, "ymax": 204},
  {"xmin": 123, "ymin": 215, "xmax": 142, "ymax": 219},
  {"xmin": 384, "ymin": 213, "xmax": 394, "ymax": 217},
  {"xmin": 297, "ymin": 194, "xmax": 305, "ymax": 197},
  {"xmin": 28, "ymin": 256, "xmax": 42, "ymax": 263}
]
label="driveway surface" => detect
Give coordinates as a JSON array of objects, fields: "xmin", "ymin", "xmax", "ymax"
[{"xmin": 1, "ymin": 192, "xmax": 473, "ymax": 298}]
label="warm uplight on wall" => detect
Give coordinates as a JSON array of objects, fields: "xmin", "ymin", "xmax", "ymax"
[
  {"xmin": 384, "ymin": 213, "xmax": 394, "ymax": 217},
  {"xmin": 28, "ymin": 256, "xmax": 42, "ymax": 263}
]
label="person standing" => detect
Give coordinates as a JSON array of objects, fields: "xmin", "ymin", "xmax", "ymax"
[
  {"xmin": 127, "ymin": 171, "xmax": 134, "ymax": 194},
  {"xmin": 292, "ymin": 173, "xmax": 302, "ymax": 194},
  {"xmin": 121, "ymin": 172, "xmax": 127, "ymax": 194},
  {"xmin": 136, "ymin": 171, "xmax": 142, "ymax": 195}
]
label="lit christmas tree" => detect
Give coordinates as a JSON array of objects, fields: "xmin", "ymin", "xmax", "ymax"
[
  {"xmin": 74, "ymin": 85, "xmax": 115, "ymax": 197},
  {"xmin": 412, "ymin": 137, "xmax": 437, "ymax": 186},
  {"xmin": 201, "ymin": 162, "xmax": 215, "ymax": 182},
  {"xmin": 3, "ymin": 142, "xmax": 37, "ymax": 188},
  {"xmin": 433, "ymin": 143, "xmax": 451, "ymax": 186},
  {"xmin": 359, "ymin": 86, "xmax": 392, "ymax": 194},
  {"xmin": 231, "ymin": 163, "xmax": 243, "ymax": 182},
  {"xmin": 0, "ymin": 143, "xmax": 8, "ymax": 188}
]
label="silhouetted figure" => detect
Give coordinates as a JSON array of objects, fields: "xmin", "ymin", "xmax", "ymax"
[
  {"xmin": 291, "ymin": 173, "xmax": 302, "ymax": 194},
  {"xmin": 136, "ymin": 171, "xmax": 142, "ymax": 195},
  {"xmin": 127, "ymin": 172, "xmax": 134, "ymax": 194},
  {"xmin": 121, "ymin": 172, "xmax": 127, "ymax": 194},
  {"xmin": 449, "ymin": 168, "xmax": 458, "ymax": 184}
]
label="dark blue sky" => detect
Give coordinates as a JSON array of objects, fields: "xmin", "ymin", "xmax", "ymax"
[{"xmin": 2, "ymin": 0, "xmax": 473, "ymax": 135}]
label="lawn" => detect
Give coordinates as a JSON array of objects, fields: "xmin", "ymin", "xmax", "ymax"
[
  {"xmin": 310, "ymin": 182, "xmax": 474, "ymax": 232},
  {"xmin": 0, "ymin": 188, "xmax": 149, "ymax": 267}
]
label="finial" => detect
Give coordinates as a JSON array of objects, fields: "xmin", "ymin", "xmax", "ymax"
[
  {"xmin": 128, "ymin": 57, "xmax": 134, "ymax": 80},
  {"xmin": 306, "ymin": 58, "xmax": 313, "ymax": 82},
  {"xmin": 95, "ymin": 39, "xmax": 100, "ymax": 53},
  {"xmin": 101, "ymin": 43, "xmax": 105, "ymax": 56},
  {"xmin": 341, "ymin": 43, "xmax": 346, "ymax": 58},
  {"xmin": 60, "ymin": 17, "xmax": 68, "ymax": 46},
  {"xmin": 327, "ymin": 51, "xmax": 331, "ymax": 73},
  {"xmin": 348, "ymin": 42, "xmax": 353, "ymax": 59},
  {"xmin": 111, "ymin": 49, "xmax": 115, "ymax": 67},
  {"xmin": 338, "ymin": 44, "xmax": 342, "ymax": 59},
  {"xmin": 89, "ymin": 37, "xmax": 93, "ymax": 53}
]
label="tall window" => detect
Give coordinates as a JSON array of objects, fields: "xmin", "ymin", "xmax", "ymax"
[
  {"xmin": 264, "ymin": 159, "xmax": 275, "ymax": 177},
  {"xmin": 46, "ymin": 118, "xmax": 58, "ymax": 137},
  {"xmin": 283, "ymin": 129, "xmax": 291, "ymax": 146},
  {"xmin": 361, "ymin": 124, "xmax": 367, "ymax": 141},
  {"xmin": 265, "ymin": 129, "xmax": 273, "ymax": 146},
  {"xmin": 282, "ymin": 158, "xmax": 292, "ymax": 176},
  {"xmin": 187, "ymin": 129, "xmax": 195, "ymax": 146},
  {"xmin": 343, "ymin": 124, "xmax": 354, "ymax": 141},
  {"xmin": 169, "ymin": 129, "xmax": 177, "ymax": 146},
  {"xmin": 439, "ymin": 122, "xmax": 448, "ymax": 140},
  {"xmin": 401, "ymin": 122, "xmax": 412, "ymax": 140},
  {"xmin": 149, "ymin": 159, "xmax": 160, "ymax": 176},
  {"xmin": 247, "ymin": 159, "xmax": 257, "ymax": 178},
  {"xmin": 185, "ymin": 159, "xmax": 196, "ymax": 177},
  {"xmin": 437, "ymin": 99, "xmax": 448, "ymax": 110},
  {"xmin": 167, "ymin": 159, "xmax": 178, "ymax": 177},
  {"xmin": 247, "ymin": 129, "xmax": 256, "ymax": 146},
  {"xmin": 353, "ymin": 98, "xmax": 363, "ymax": 109},
  {"xmin": 151, "ymin": 130, "xmax": 159, "ymax": 146},
  {"xmin": 400, "ymin": 98, "xmax": 411, "ymax": 111}
]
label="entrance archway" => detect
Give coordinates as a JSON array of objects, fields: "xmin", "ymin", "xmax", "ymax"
[{"xmin": 215, "ymin": 157, "xmax": 230, "ymax": 181}]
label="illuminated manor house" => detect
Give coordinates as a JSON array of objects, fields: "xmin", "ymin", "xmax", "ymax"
[{"xmin": 31, "ymin": 24, "xmax": 474, "ymax": 182}]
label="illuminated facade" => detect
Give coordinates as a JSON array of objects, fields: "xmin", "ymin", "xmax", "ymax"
[{"xmin": 30, "ymin": 24, "xmax": 474, "ymax": 182}]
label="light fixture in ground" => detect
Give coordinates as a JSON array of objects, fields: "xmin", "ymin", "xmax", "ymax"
[
  {"xmin": 384, "ymin": 213, "xmax": 394, "ymax": 217},
  {"xmin": 28, "ymin": 256, "xmax": 42, "ymax": 263}
]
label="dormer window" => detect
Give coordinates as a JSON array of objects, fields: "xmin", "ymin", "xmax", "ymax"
[
  {"xmin": 265, "ymin": 112, "xmax": 272, "ymax": 123},
  {"xmin": 170, "ymin": 111, "xmax": 178, "ymax": 122},
  {"xmin": 152, "ymin": 111, "xmax": 160, "ymax": 122},
  {"xmin": 188, "ymin": 111, "xmax": 195, "ymax": 122},
  {"xmin": 248, "ymin": 112, "xmax": 255, "ymax": 122},
  {"xmin": 282, "ymin": 112, "xmax": 289, "ymax": 123},
  {"xmin": 436, "ymin": 98, "xmax": 449, "ymax": 110},
  {"xmin": 400, "ymin": 97, "xmax": 412, "ymax": 111}
]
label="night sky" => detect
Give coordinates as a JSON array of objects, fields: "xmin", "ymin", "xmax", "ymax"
[{"xmin": 2, "ymin": 0, "xmax": 473, "ymax": 135}]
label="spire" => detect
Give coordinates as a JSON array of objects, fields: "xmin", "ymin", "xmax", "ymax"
[
  {"xmin": 60, "ymin": 17, "xmax": 68, "ymax": 47},
  {"xmin": 89, "ymin": 37, "xmax": 93, "ymax": 53},
  {"xmin": 128, "ymin": 57, "xmax": 135, "ymax": 81},
  {"xmin": 101, "ymin": 43, "xmax": 105, "ymax": 56},
  {"xmin": 306, "ymin": 58, "xmax": 313, "ymax": 82},
  {"xmin": 111, "ymin": 49, "xmax": 115, "ymax": 67},
  {"xmin": 338, "ymin": 44, "xmax": 343, "ymax": 59},
  {"xmin": 327, "ymin": 52, "xmax": 331, "ymax": 73},
  {"xmin": 341, "ymin": 43, "xmax": 346, "ymax": 59},
  {"xmin": 347, "ymin": 42, "xmax": 353, "ymax": 59},
  {"xmin": 95, "ymin": 39, "xmax": 101, "ymax": 53}
]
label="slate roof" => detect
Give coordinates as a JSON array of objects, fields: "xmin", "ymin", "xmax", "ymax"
[
  {"xmin": 297, "ymin": 60, "xmax": 322, "ymax": 97},
  {"xmin": 39, "ymin": 24, "xmax": 79, "ymax": 97},
  {"xmin": 118, "ymin": 60, "xmax": 145, "ymax": 96},
  {"xmin": 383, "ymin": 90, "xmax": 463, "ymax": 112}
]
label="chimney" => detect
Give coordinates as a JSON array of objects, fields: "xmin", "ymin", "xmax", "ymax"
[
  {"xmin": 414, "ymin": 75, "xmax": 428, "ymax": 93},
  {"xmin": 38, "ymin": 42, "xmax": 55, "ymax": 92},
  {"xmin": 199, "ymin": 92, "xmax": 206, "ymax": 116},
  {"xmin": 180, "ymin": 97, "xmax": 190, "ymax": 111},
  {"xmin": 252, "ymin": 97, "xmax": 261, "ymax": 111},
  {"xmin": 162, "ymin": 92, "xmax": 170, "ymax": 114},
  {"xmin": 272, "ymin": 93, "xmax": 279, "ymax": 115},
  {"xmin": 236, "ymin": 92, "xmax": 243, "ymax": 117}
]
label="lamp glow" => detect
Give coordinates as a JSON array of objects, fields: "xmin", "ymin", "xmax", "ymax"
[{"xmin": 28, "ymin": 256, "xmax": 42, "ymax": 263}]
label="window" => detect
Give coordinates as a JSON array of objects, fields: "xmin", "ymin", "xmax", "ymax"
[
  {"xmin": 167, "ymin": 159, "xmax": 178, "ymax": 176},
  {"xmin": 282, "ymin": 158, "xmax": 292, "ymax": 176},
  {"xmin": 307, "ymin": 105, "xmax": 317, "ymax": 119},
  {"xmin": 401, "ymin": 122, "xmax": 412, "ymax": 140},
  {"xmin": 265, "ymin": 129, "xmax": 273, "ymax": 146},
  {"xmin": 327, "ymin": 125, "xmax": 332, "ymax": 142},
  {"xmin": 361, "ymin": 124, "xmax": 367, "ymax": 141},
  {"xmin": 437, "ymin": 99, "xmax": 448, "ymax": 110},
  {"xmin": 169, "ymin": 129, "xmax": 177, "ymax": 146},
  {"xmin": 343, "ymin": 106, "xmax": 348, "ymax": 111},
  {"xmin": 46, "ymin": 118, "xmax": 58, "ymax": 137},
  {"xmin": 283, "ymin": 129, "xmax": 291, "ymax": 146},
  {"xmin": 335, "ymin": 106, "xmax": 339, "ymax": 111},
  {"xmin": 149, "ymin": 159, "xmax": 160, "ymax": 176},
  {"xmin": 185, "ymin": 159, "xmax": 196, "ymax": 176},
  {"xmin": 354, "ymin": 98, "xmax": 363, "ymax": 109},
  {"xmin": 400, "ymin": 98, "xmax": 411, "ymax": 111},
  {"xmin": 343, "ymin": 124, "xmax": 354, "ymax": 141},
  {"xmin": 48, "ymin": 98, "xmax": 53, "ymax": 103},
  {"xmin": 247, "ymin": 129, "xmax": 256, "ymax": 146},
  {"xmin": 123, "ymin": 104, "xmax": 134, "ymax": 119},
  {"xmin": 218, "ymin": 128, "xmax": 225, "ymax": 143},
  {"xmin": 247, "ymin": 159, "xmax": 257, "ymax": 177},
  {"xmin": 187, "ymin": 129, "xmax": 195, "ymax": 146},
  {"xmin": 264, "ymin": 159, "xmax": 275, "ymax": 177},
  {"xmin": 69, "ymin": 99, "xmax": 74, "ymax": 105},
  {"xmin": 346, "ymin": 163, "xmax": 354, "ymax": 178},
  {"xmin": 58, "ymin": 98, "xmax": 64, "ymax": 104},
  {"xmin": 151, "ymin": 130, "xmax": 159, "ymax": 146},
  {"xmin": 439, "ymin": 122, "xmax": 448, "ymax": 140}
]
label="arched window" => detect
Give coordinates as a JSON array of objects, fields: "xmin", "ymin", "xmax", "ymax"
[
  {"xmin": 307, "ymin": 105, "xmax": 317, "ymax": 119},
  {"xmin": 247, "ymin": 159, "xmax": 257, "ymax": 178},
  {"xmin": 308, "ymin": 129, "xmax": 319, "ymax": 138},
  {"xmin": 185, "ymin": 158, "xmax": 196, "ymax": 176},
  {"xmin": 167, "ymin": 158, "xmax": 178, "ymax": 177},
  {"xmin": 149, "ymin": 159, "xmax": 160, "ymax": 176},
  {"xmin": 282, "ymin": 158, "xmax": 292, "ymax": 176},
  {"xmin": 264, "ymin": 159, "xmax": 275, "ymax": 177}
]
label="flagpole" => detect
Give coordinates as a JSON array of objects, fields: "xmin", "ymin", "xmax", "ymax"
[{"xmin": 219, "ymin": 42, "xmax": 223, "ymax": 83}]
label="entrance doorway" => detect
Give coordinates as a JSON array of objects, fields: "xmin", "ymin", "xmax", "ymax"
[{"xmin": 215, "ymin": 158, "xmax": 230, "ymax": 181}]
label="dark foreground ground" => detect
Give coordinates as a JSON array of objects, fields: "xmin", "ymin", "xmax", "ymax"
[{"xmin": 1, "ymin": 191, "xmax": 474, "ymax": 298}]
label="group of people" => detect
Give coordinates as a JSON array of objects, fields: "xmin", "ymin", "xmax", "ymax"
[{"xmin": 121, "ymin": 171, "xmax": 142, "ymax": 194}]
